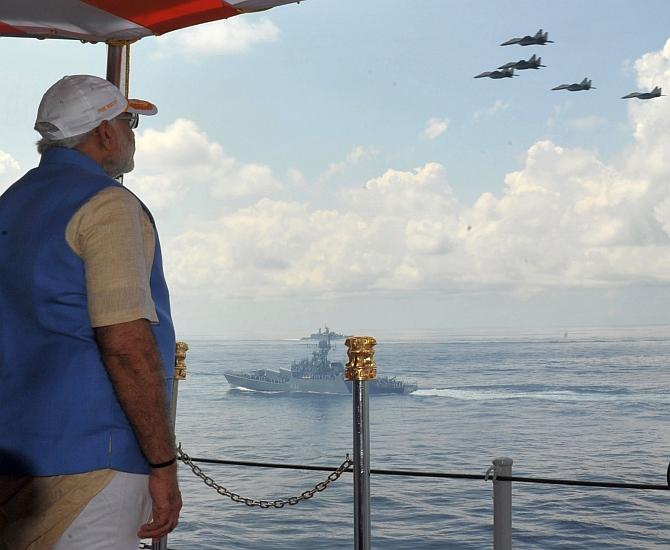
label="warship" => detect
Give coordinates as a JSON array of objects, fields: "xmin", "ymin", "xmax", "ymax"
[
  {"xmin": 224, "ymin": 331, "xmax": 418, "ymax": 395},
  {"xmin": 300, "ymin": 325, "xmax": 347, "ymax": 341}
]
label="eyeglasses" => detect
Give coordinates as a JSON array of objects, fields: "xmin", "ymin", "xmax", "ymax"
[{"xmin": 115, "ymin": 112, "xmax": 139, "ymax": 130}]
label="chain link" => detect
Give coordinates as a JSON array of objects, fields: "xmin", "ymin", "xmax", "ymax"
[{"xmin": 177, "ymin": 444, "xmax": 352, "ymax": 508}]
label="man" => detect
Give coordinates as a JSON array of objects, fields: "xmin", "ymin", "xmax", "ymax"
[{"xmin": 0, "ymin": 75, "xmax": 181, "ymax": 549}]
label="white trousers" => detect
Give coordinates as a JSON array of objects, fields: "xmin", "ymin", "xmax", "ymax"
[{"xmin": 53, "ymin": 472, "xmax": 152, "ymax": 550}]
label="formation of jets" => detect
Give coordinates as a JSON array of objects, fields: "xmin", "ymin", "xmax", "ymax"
[
  {"xmin": 475, "ymin": 29, "xmax": 551, "ymax": 81},
  {"xmin": 474, "ymin": 29, "xmax": 664, "ymax": 100}
]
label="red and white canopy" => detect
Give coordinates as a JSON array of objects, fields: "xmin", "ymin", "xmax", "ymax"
[{"xmin": 0, "ymin": 0, "xmax": 302, "ymax": 42}]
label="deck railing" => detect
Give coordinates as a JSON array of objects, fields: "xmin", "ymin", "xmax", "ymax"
[
  {"xmin": 141, "ymin": 457, "xmax": 670, "ymax": 550},
  {"xmin": 141, "ymin": 451, "xmax": 669, "ymax": 550}
]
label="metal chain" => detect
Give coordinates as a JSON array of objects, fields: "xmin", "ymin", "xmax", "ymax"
[{"xmin": 177, "ymin": 444, "xmax": 352, "ymax": 508}]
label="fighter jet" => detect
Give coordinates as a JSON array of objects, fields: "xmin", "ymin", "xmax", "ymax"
[
  {"xmin": 498, "ymin": 54, "xmax": 545, "ymax": 71},
  {"xmin": 500, "ymin": 29, "xmax": 554, "ymax": 46},
  {"xmin": 552, "ymin": 78, "xmax": 595, "ymax": 91},
  {"xmin": 621, "ymin": 86, "xmax": 663, "ymax": 100},
  {"xmin": 474, "ymin": 68, "xmax": 516, "ymax": 79}
]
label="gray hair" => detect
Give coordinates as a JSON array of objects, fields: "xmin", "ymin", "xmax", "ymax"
[{"xmin": 36, "ymin": 128, "xmax": 95, "ymax": 155}]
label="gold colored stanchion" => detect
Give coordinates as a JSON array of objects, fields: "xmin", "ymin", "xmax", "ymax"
[
  {"xmin": 345, "ymin": 336, "xmax": 376, "ymax": 550},
  {"xmin": 154, "ymin": 341, "xmax": 188, "ymax": 550}
]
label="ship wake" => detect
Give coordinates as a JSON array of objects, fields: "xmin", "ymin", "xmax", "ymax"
[{"xmin": 413, "ymin": 386, "xmax": 670, "ymax": 403}]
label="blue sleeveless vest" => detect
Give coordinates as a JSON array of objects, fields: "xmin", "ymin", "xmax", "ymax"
[{"xmin": 0, "ymin": 148, "xmax": 175, "ymax": 476}]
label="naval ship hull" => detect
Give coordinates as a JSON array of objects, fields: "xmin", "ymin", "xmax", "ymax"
[
  {"xmin": 224, "ymin": 369, "xmax": 416, "ymax": 395},
  {"xmin": 224, "ymin": 329, "xmax": 418, "ymax": 395}
]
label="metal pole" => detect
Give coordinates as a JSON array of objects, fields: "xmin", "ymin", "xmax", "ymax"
[
  {"xmin": 105, "ymin": 41, "xmax": 130, "ymax": 183},
  {"xmin": 105, "ymin": 43, "xmax": 124, "ymax": 88},
  {"xmin": 153, "ymin": 342, "xmax": 189, "ymax": 550},
  {"xmin": 492, "ymin": 457, "xmax": 513, "ymax": 550},
  {"xmin": 106, "ymin": 40, "xmax": 134, "ymax": 96},
  {"xmin": 345, "ymin": 336, "xmax": 377, "ymax": 550},
  {"xmin": 352, "ymin": 379, "xmax": 370, "ymax": 549}
]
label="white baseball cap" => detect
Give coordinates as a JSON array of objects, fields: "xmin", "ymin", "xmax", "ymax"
[{"xmin": 34, "ymin": 74, "xmax": 157, "ymax": 140}]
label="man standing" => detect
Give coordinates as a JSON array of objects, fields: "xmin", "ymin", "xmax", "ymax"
[{"xmin": 0, "ymin": 75, "xmax": 181, "ymax": 549}]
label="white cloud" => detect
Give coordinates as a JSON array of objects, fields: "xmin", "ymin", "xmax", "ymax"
[
  {"xmin": 126, "ymin": 118, "xmax": 281, "ymax": 210},
  {"xmin": 624, "ymin": 37, "xmax": 670, "ymax": 179},
  {"xmin": 353, "ymin": 162, "xmax": 455, "ymax": 218},
  {"xmin": 654, "ymin": 198, "xmax": 670, "ymax": 237},
  {"xmin": 0, "ymin": 151, "xmax": 20, "ymax": 193},
  {"xmin": 287, "ymin": 167, "xmax": 306, "ymax": 187},
  {"xmin": 319, "ymin": 145, "xmax": 376, "ymax": 181},
  {"xmin": 162, "ymin": 128, "xmax": 670, "ymax": 299},
  {"xmin": 422, "ymin": 117, "xmax": 449, "ymax": 140},
  {"xmin": 568, "ymin": 115, "xmax": 607, "ymax": 129},
  {"xmin": 164, "ymin": 162, "xmax": 461, "ymax": 297},
  {"xmin": 154, "ymin": 18, "xmax": 280, "ymax": 56},
  {"xmin": 152, "ymin": 40, "xmax": 670, "ymax": 301},
  {"xmin": 489, "ymin": 99, "xmax": 510, "ymax": 115},
  {"xmin": 460, "ymin": 140, "xmax": 664, "ymax": 288},
  {"xmin": 546, "ymin": 100, "xmax": 572, "ymax": 129},
  {"xmin": 474, "ymin": 99, "xmax": 510, "ymax": 121}
]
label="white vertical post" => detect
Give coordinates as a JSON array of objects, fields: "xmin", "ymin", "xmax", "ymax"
[{"xmin": 492, "ymin": 457, "xmax": 513, "ymax": 550}]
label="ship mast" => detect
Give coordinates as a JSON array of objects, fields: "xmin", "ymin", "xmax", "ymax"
[{"xmin": 317, "ymin": 331, "xmax": 332, "ymax": 368}]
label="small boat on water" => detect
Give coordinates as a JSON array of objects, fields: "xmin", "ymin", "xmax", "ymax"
[{"xmin": 224, "ymin": 330, "xmax": 417, "ymax": 395}]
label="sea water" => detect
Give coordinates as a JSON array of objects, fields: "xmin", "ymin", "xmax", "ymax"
[{"xmin": 169, "ymin": 327, "xmax": 670, "ymax": 549}]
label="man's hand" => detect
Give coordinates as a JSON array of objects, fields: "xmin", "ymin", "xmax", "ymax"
[{"xmin": 138, "ymin": 463, "xmax": 182, "ymax": 540}]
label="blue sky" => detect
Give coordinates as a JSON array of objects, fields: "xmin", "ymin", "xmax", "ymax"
[{"xmin": 3, "ymin": 0, "xmax": 670, "ymax": 337}]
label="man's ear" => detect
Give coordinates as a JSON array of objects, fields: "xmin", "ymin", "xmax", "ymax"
[{"xmin": 96, "ymin": 119, "xmax": 117, "ymax": 151}]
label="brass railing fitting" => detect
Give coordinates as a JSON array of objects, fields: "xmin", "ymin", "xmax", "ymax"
[{"xmin": 344, "ymin": 336, "xmax": 377, "ymax": 381}]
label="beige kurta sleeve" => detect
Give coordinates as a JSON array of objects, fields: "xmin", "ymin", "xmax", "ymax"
[{"xmin": 65, "ymin": 186, "xmax": 158, "ymax": 327}]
